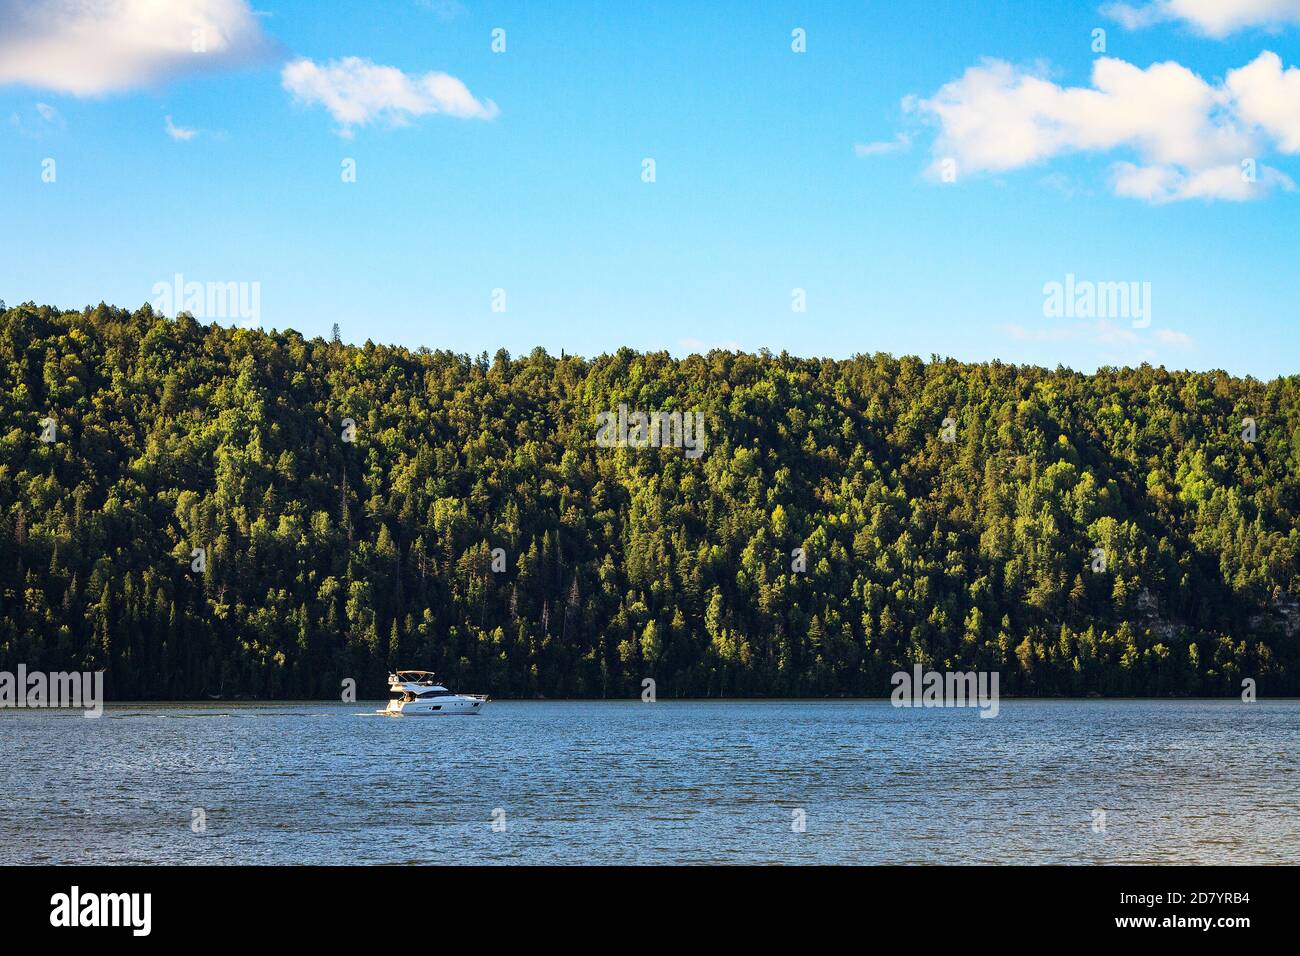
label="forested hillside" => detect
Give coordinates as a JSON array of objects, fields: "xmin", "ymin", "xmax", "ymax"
[{"xmin": 2, "ymin": 302, "xmax": 1298, "ymax": 699}]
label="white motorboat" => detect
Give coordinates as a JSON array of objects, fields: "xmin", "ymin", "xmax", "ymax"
[{"xmin": 384, "ymin": 670, "xmax": 488, "ymax": 716}]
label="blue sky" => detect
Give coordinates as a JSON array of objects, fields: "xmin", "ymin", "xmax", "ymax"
[{"xmin": 1, "ymin": 0, "xmax": 1298, "ymax": 376}]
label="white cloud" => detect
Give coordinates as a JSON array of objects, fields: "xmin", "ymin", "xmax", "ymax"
[
  {"xmin": 911, "ymin": 52, "xmax": 1300, "ymax": 201},
  {"xmin": 1102, "ymin": 0, "xmax": 1300, "ymax": 37},
  {"xmin": 1226, "ymin": 51, "xmax": 1300, "ymax": 152},
  {"xmin": 281, "ymin": 56, "xmax": 497, "ymax": 135},
  {"xmin": 0, "ymin": 0, "xmax": 276, "ymax": 96},
  {"xmin": 165, "ymin": 115, "xmax": 198, "ymax": 141},
  {"xmin": 854, "ymin": 133, "xmax": 911, "ymax": 157},
  {"xmin": 1112, "ymin": 159, "xmax": 1294, "ymax": 202}
]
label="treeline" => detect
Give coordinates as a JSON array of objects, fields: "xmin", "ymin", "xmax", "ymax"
[{"xmin": 1, "ymin": 302, "xmax": 1298, "ymax": 699}]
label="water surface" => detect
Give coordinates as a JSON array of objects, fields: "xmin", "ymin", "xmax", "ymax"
[{"xmin": 1, "ymin": 700, "xmax": 1295, "ymax": 864}]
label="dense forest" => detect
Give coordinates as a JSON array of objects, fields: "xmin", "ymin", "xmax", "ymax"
[{"xmin": 1, "ymin": 301, "xmax": 1298, "ymax": 700}]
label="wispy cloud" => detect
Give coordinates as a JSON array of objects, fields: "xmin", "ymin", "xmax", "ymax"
[
  {"xmin": 281, "ymin": 56, "xmax": 498, "ymax": 136},
  {"xmin": 854, "ymin": 133, "xmax": 911, "ymax": 157},
  {"xmin": 0, "ymin": 0, "xmax": 278, "ymax": 96},
  {"xmin": 909, "ymin": 52, "xmax": 1300, "ymax": 202},
  {"xmin": 1005, "ymin": 319, "xmax": 1195, "ymax": 354},
  {"xmin": 165, "ymin": 115, "xmax": 198, "ymax": 141},
  {"xmin": 1101, "ymin": 0, "xmax": 1300, "ymax": 37},
  {"xmin": 415, "ymin": 0, "xmax": 468, "ymax": 21},
  {"xmin": 1153, "ymin": 328, "xmax": 1195, "ymax": 348},
  {"xmin": 9, "ymin": 99, "xmax": 63, "ymax": 138},
  {"xmin": 1111, "ymin": 158, "xmax": 1293, "ymax": 202}
]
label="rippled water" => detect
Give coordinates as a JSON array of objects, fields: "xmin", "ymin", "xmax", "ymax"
[{"xmin": 0, "ymin": 700, "xmax": 1295, "ymax": 864}]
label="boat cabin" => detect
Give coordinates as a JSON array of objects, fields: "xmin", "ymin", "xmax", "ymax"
[{"xmin": 388, "ymin": 671, "xmax": 459, "ymax": 701}]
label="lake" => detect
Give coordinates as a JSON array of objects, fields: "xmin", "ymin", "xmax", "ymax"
[{"xmin": 1, "ymin": 699, "xmax": 1296, "ymax": 864}]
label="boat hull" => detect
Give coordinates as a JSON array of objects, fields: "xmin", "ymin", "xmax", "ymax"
[{"xmin": 385, "ymin": 695, "xmax": 485, "ymax": 716}]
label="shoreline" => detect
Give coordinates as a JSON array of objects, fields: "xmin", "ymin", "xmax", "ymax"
[{"xmin": 4, "ymin": 694, "xmax": 1297, "ymax": 709}]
